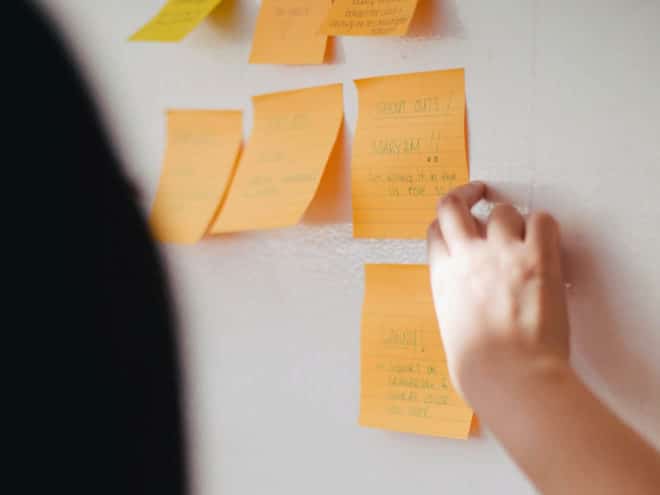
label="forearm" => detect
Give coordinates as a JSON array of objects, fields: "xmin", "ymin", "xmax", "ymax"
[{"xmin": 461, "ymin": 346, "xmax": 660, "ymax": 494}]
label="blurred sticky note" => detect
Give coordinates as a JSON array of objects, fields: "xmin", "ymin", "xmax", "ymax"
[
  {"xmin": 351, "ymin": 68, "xmax": 468, "ymax": 239},
  {"xmin": 249, "ymin": 0, "xmax": 330, "ymax": 64},
  {"xmin": 210, "ymin": 84, "xmax": 343, "ymax": 234},
  {"xmin": 360, "ymin": 264, "xmax": 474, "ymax": 439},
  {"xmin": 320, "ymin": 0, "xmax": 419, "ymax": 36},
  {"xmin": 130, "ymin": 0, "xmax": 223, "ymax": 42},
  {"xmin": 150, "ymin": 110, "xmax": 242, "ymax": 244}
]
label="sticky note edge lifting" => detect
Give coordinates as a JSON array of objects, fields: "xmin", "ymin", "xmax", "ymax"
[
  {"xmin": 150, "ymin": 109, "xmax": 243, "ymax": 244},
  {"xmin": 209, "ymin": 83, "xmax": 344, "ymax": 235}
]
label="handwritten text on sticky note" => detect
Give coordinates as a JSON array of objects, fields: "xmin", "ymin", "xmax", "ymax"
[
  {"xmin": 130, "ymin": 0, "xmax": 223, "ymax": 42},
  {"xmin": 210, "ymin": 84, "xmax": 343, "ymax": 234},
  {"xmin": 351, "ymin": 68, "xmax": 469, "ymax": 239},
  {"xmin": 360, "ymin": 264, "xmax": 473, "ymax": 439},
  {"xmin": 320, "ymin": 0, "xmax": 419, "ymax": 36},
  {"xmin": 149, "ymin": 110, "xmax": 242, "ymax": 244},
  {"xmin": 249, "ymin": 0, "xmax": 330, "ymax": 65}
]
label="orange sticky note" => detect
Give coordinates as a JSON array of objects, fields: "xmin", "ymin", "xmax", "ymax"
[
  {"xmin": 249, "ymin": 0, "xmax": 331, "ymax": 64},
  {"xmin": 351, "ymin": 68, "xmax": 469, "ymax": 239},
  {"xmin": 360, "ymin": 264, "xmax": 474, "ymax": 439},
  {"xmin": 130, "ymin": 0, "xmax": 223, "ymax": 42},
  {"xmin": 320, "ymin": 0, "xmax": 419, "ymax": 36},
  {"xmin": 150, "ymin": 110, "xmax": 242, "ymax": 244},
  {"xmin": 210, "ymin": 84, "xmax": 343, "ymax": 234}
]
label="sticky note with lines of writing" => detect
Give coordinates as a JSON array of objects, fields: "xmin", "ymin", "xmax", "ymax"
[
  {"xmin": 149, "ymin": 110, "xmax": 243, "ymax": 244},
  {"xmin": 249, "ymin": 0, "xmax": 331, "ymax": 65},
  {"xmin": 130, "ymin": 0, "xmax": 223, "ymax": 42},
  {"xmin": 360, "ymin": 264, "xmax": 474, "ymax": 439},
  {"xmin": 351, "ymin": 68, "xmax": 469, "ymax": 239},
  {"xmin": 320, "ymin": 0, "xmax": 420, "ymax": 37},
  {"xmin": 210, "ymin": 83, "xmax": 343, "ymax": 234}
]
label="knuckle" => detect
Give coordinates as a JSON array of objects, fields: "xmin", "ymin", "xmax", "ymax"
[{"xmin": 439, "ymin": 193, "xmax": 462, "ymax": 212}]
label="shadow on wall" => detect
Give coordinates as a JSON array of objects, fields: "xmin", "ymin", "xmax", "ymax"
[
  {"xmin": 203, "ymin": 141, "xmax": 245, "ymax": 242},
  {"xmin": 407, "ymin": 0, "xmax": 465, "ymax": 39},
  {"xmin": 324, "ymin": 35, "xmax": 346, "ymax": 65},
  {"xmin": 563, "ymin": 224, "xmax": 660, "ymax": 448},
  {"xmin": 207, "ymin": 0, "xmax": 250, "ymax": 42},
  {"xmin": 304, "ymin": 121, "xmax": 352, "ymax": 225}
]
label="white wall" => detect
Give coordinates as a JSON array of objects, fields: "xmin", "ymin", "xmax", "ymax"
[{"xmin": 38, "ymin": 1, "xmax": 660, "ymax": 494}]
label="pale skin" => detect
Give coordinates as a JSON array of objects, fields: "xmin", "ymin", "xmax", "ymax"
[{"xmin": 428, "ymin": 182, "xmax": 660, "ymax": 494}]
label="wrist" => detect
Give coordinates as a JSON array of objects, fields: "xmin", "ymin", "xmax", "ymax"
[{"xmin": 455, "ymin": 340, "xmax": 573, "ymax": 408}]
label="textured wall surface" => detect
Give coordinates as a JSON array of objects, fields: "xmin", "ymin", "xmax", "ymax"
[{"xmin": 39, "ymin": 1, "xmax": 660, "ymax": 493}]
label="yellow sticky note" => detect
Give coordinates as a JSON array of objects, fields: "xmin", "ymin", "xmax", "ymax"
[
  {"xmin": 210, "ymin": 84, "xmax": 343, "ymax": 234},
  {"xmin": 360, "ymin": 264, "xmax": 474, "ymax": 439},
  {"xmin": 130, "ymin": 0, "xmax": 223, "ymax": 42},
  {"xmin": 351, "ymin": 68, "xmax": 469, "ymax": 239},
  {"xmin": 150, "ymin": 110, "xmax": 242, "ymax": 244},
  {"xmin": 320, "ymin": 0, "xmax": 419, "ymax": 36},
  {"xmin": 249, "ymin": 0, "xmax": 331, "ymax": 65}
]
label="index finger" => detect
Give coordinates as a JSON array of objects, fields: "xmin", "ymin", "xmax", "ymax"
[
  {"xmin": 436, "ymin": 181, "xmax": 487, "ymax": 251},
  {"xmin": 446, "ymin": 181, "xmax": 487, "ymax": 208}
]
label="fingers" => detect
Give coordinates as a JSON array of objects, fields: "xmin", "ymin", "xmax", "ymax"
[
  {"xmin": 526, "ymin": 212, "xmax": 561, "ymax": 268},
  {"xmin": 487, "ymin": 204, "xmax": 525, "ymax": 244},
  {"xmin": 436, "ymin": 182, "xmax": 486, "ymax": 252}
]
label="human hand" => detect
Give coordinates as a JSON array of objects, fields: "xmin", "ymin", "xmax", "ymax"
[{"xmin": 427, "ymin": 182, "xmax": 570, "ymax": 398}]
